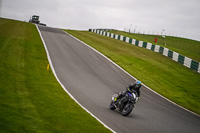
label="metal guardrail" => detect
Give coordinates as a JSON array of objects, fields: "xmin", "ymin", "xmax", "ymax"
[{"xmin": 89, "ymin": 29, "xmax": 200, "ymax": 73}]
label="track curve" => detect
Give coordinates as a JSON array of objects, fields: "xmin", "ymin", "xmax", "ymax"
[{"xmin": 38, "ymin": 25, "xmax": 200, "ymax": 133}]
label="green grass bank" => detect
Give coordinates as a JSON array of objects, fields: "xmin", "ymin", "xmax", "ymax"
[
  {"xmin": 0, "ymin": 18, "xmax": 111, "ymax": 133},
  {"xmin": 65, "ymin": 30, "xmax": 200, "ymax": 115},
  {"xmin": 109, "ymin": 30, "xmax": 200, "ymax": 62}
]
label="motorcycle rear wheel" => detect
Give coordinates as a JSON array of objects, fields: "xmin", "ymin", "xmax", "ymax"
[{"xmin": 109, "ymin": 101, "xmax": 116, "ymax": 110}]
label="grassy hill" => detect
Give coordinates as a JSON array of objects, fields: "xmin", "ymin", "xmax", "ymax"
[
  {"xmin": 65, "ymin": 30, "xmax": 200, "ymax": 115},
  {"xmin": 109, "ymin": 30, "xmax": 200, "ymax": 62},
  {"xmin": 0, "ymin": 18, "xmax": 111, "ymax": 133}
]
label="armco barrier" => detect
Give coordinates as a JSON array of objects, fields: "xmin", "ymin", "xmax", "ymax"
[{"xmin": 89, "ymin": 29, "xmax": 200, "ymax": 73}]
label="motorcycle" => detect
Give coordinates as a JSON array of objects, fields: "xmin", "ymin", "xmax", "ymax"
[{"xmin": 109, "ymin": 88, "xmax": 138, "ymax": 116}]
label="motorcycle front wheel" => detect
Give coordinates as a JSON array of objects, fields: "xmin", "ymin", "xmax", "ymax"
[{"xmin": 121, "ymin": 103, "xmax": 134, "ymax": 116}]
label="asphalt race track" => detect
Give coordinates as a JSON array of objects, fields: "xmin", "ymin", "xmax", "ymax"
[{"xmin": 38, "ymin": 25, "xmax": 200, "ymax": 133}]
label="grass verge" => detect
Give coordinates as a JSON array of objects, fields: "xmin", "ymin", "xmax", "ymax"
[
  {"xmin": 65, "ymin": 30, "xmax": 200, "ymax": 115},
  {"xmin": 109, "ymin": 30, "xmax": 200, "ymax": 62},
  {"xmin": 0, "ymin": 18, "xmax": 111, "ymax": 133}
]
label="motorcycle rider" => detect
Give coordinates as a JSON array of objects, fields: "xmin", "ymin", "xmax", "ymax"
[{"xmin": 115, "ymin": 80, "xmax": 142, "ymax": 102}]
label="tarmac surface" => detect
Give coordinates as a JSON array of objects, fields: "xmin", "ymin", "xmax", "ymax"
[{"xmin": 38, "ymin": 25, "xmax": 200, "ymax": 133}]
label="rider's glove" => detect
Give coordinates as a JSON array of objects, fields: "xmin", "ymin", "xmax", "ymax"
[
  {"xmin": 136, "ymin": 97, "xmax": 140, "ymax": 102},
  {"xmin": 136, "ymin": 97, "xmax": 139, "ymax": 102}
]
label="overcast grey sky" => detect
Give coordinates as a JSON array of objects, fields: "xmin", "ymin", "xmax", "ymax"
[{"xmin": 1, "ymin": 0, "xmax": 200, "ymax": 41}]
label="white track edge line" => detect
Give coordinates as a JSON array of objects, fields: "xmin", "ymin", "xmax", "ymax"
[
  {"xmin": 63, "ymin": 30, "xmax": 200, "ymax": 118},
  {"xmin": 35, "ymin": 25, "xmax": 116, "ymax": 133}
]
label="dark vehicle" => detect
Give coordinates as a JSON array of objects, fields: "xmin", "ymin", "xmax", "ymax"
[
  {"xmin": 109, "ymin": 88, "xmax": 137, "ymax": 116},
  {"xmin": 29, "ymin": 15, "xmax": 46, "ymax": 26}
]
